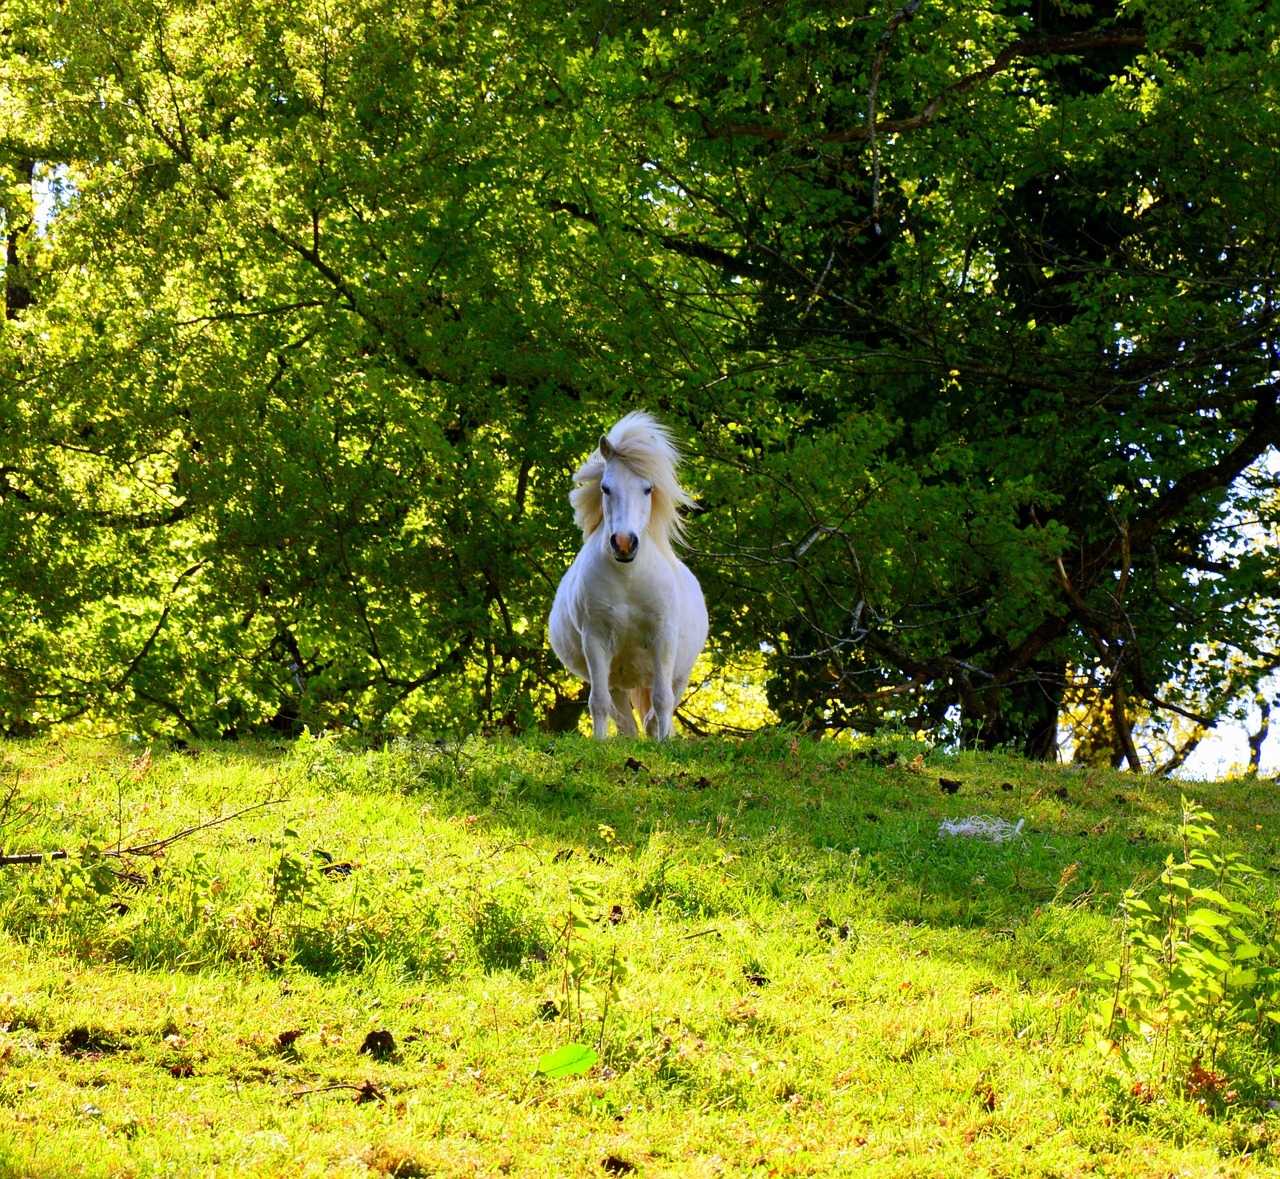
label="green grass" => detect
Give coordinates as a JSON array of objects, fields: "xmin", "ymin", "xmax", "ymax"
[{"xmin": 1, "ymin": 731, "xmax": 1279, "ymax": 1177}]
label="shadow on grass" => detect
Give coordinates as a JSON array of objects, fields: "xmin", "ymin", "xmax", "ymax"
[
  {"xmin": 0, "ymin": 730, "xmax": 1231, "ymax": 990},
  {"xmin": 333, "ymin": 730, "xmax": 1192, "ymax": 986}
]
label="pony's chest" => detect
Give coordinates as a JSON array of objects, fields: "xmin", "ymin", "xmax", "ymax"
[
  {"xmin": 584, "ymin": 596, "xmax": 663, "ymax": 646},
  {"xmin": 590, "ymin": 600, "xmax": 664, "ymax": 686}
]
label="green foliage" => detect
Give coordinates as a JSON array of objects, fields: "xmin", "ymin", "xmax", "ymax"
[
  {"xmin": 543, "ymin": 870, "xmax": 631, "ymax": 1048},
  {"xmin": 0, "ymin": 0, "xmax": 1277, "ymax": 758},
  {"xmin": 1088, "ymin": 797, "xmax": 1280, "ymax": 1090}
]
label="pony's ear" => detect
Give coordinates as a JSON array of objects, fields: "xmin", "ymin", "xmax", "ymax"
[{"xmin": 599, "ymin": 435, "xmax": 615, "ymax": 460}]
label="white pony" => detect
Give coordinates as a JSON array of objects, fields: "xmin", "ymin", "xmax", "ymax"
[{"xmin": 548, "ymin": 411, "xmax": 708, "ymax": 739}]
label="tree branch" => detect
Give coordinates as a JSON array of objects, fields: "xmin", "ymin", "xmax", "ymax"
[
  {"xmin": 545, "ymin": 199, "xmax": 771, "ymax": 279},
  {"xmin": 109, "ymin": 560, "xmax": 208, "ymax": 693},
  {"xmin": 707, "ymin": 29, "xmax": 1152, "ymax": 144}
]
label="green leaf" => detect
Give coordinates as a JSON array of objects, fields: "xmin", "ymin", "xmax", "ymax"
[
  {"xmin": 1185, "ymin": 908, "xmax": 1231, "ymax": 928},
  {"xmin": 534, "ymin": 1044, "xmax": 598, "ymax": 1078},
  {"xmin": 1191, "ymin": 887, "xmax": 1230, "ymax": 905},
  {"xmin": 1199, "ymin": 950, "xmax": 1232, "ymax": 974}
]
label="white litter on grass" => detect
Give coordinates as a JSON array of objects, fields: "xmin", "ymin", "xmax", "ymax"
[{"xmin": 938, "ymin": 815, "xmax": 1025, "ymax": 843}]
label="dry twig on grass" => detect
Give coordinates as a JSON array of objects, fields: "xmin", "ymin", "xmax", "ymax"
[
  {"xmin": 289, "ymin": 1080, "xmax": 386, "ymax": 1104},
  {"xmin": 0, "ymin": 797, "xmax": 288, "ymax": 867}
]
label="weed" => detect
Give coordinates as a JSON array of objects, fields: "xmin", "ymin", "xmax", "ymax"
[
  {"xmin": 547, "ymin": 872, "xmax": 630, "ymax": 1047},
  {"xmin": 1087, "ymin": 796, "xmax": 1280, "ymax": 1095}
]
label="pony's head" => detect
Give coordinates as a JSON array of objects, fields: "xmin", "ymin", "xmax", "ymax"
[{"xmin": 569, "ymin": 411, "xmax": 696, "ymax": 560}]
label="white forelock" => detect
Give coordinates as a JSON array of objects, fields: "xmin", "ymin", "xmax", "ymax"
[{"xmin": 569, "ymin": 411, "xmax": 696, "ymax": 553}]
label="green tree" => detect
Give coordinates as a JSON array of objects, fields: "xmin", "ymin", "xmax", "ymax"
[
  {"xmin": 1, "ymin": 0, "xmax": 1277, "ymax": 768},
  {"xmin": 0, "ymin": 0, "xmax": 681, "ymax": 735},
  {"xmin": 538, "ymin": 0, "xmax": 1280, "ymax": 762}
]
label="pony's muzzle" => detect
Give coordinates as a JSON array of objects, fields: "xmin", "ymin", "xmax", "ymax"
[{"xmin": 610, "ymin": 532, "xmax": 640, "ymax": 561}]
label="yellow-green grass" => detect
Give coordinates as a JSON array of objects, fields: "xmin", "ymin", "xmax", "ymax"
[{"xmin": 0, "ymin": 732, "xmax": 1278, "ymax": 1177}]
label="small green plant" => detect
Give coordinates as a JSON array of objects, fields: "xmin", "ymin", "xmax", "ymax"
[
  {"xmin": 543, "ymin": 870, "xmax": 630, "ymax": 1063},
  {"xmin": 1087, "ymin": 797, "xmax": 1280, "ymax": 1084}
]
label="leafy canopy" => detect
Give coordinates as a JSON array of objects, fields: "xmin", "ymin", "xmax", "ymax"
[{"xmin": 0, "ymin": 0, "xmax": 1276, "ymax": 766}]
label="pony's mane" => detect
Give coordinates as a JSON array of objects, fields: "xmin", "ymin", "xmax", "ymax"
[{"xmin": 569, "ymin": 411, "xmax": 696, "ymax": 553}]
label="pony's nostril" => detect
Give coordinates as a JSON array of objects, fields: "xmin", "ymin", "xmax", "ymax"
[{"xmin": 609, "ymin": 532, "xmax": 640, "ymax": 561}]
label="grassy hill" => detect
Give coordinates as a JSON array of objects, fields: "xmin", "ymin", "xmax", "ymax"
[{"xmin": 1, "ymin": 732, "xmax": 1278, "ymax": 1177}]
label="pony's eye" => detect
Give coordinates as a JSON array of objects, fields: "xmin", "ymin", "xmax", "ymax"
[
  {"xmin": 644, "ymin": 487, "xmax": 653, "ymax": 496},
  {"xmin": 601, "ymin": 485, "xmax": 611, "ymax": 496}
]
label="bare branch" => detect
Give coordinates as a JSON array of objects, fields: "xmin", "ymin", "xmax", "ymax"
[{"xmin": 0, "ymin": 796, "xmax": 287, "ymax": 867}]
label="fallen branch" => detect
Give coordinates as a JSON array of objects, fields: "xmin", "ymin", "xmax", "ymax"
[
  {"xmin": 0, "ymin": 849, "xmax": 71, "ymax": 866},
  {"xmin": 289, "ymin": 1080, "xmax": 386, "ymax": 1104},
  {"xmin": 0, "ymin": 797, "xmax": 287, "ymax": 867}
]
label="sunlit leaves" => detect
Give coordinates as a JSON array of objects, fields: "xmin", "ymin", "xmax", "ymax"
[{"xmin": 0, "ymin": 0, "xmax": 1277, "ymax": 747}]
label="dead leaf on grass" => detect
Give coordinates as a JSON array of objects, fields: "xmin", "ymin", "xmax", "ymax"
[
  {"xmin": 973, "ymin": 1074, "xmax": 998, "ymax": 1111},
  {"xmin": 275, "ymin": 1028, "xmax": 304, "ymax": 1053},
  {"xmin": 360, "ymin": 1030, "xmax": 397, "ymax": 1060}
]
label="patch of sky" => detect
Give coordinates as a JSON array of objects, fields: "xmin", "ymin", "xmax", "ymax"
[
  {"xmin": 1177, "ymin": 447, "xmax": 1280, "ymax": 777},
  {"xmin": 1178, "ymin": 685, "xmax": 1278, "ymax": 779},
  {"xmin": 33, "ymin": 163, "xmax": 72, "ymax": 233}
]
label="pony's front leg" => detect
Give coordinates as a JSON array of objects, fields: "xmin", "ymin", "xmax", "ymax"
[
  {"xmin": 583, "ymin": 638, "xmax": 615, "ymax": 740},
  {"xmin": 644, "ymin": 648, "xmax": 677, "ymax": 740}
]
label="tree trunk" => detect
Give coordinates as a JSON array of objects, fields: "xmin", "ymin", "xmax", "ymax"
[
  {"xmin": 5, "ymin": 158, "xmax": 34, "ymax": 319},
  {"xmin": 1248, "ymin": 699, "xmax": 1271, "ymax": 776}
]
